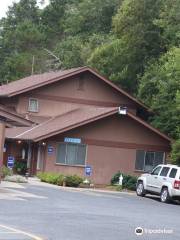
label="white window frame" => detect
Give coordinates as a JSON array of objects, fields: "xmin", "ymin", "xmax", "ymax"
[{"xmin": 28, "ymin": 98, "xmax": 39, "ymax": 112}]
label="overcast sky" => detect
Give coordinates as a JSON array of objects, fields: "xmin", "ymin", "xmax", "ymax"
[{"xmin": 0, "ymin": 0, "xmax": 49, "ymax": 19}]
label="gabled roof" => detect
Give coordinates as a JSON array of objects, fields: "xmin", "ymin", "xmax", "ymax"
[
  {"xmin": 0, "ymin": 104, "xmax": 33, "ymax": 127},
  {"xmin": 6, "ymin": 107, "xmax": 171, "ymax": 142},
  {"xmin": 0, "ymin": 66, "xmax": 149, "ymax": 111},
  {"xmin": 6, "ymin": 107, "xmax": 117, "ymax": 141}
]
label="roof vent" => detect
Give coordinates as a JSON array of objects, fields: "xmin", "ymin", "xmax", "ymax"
[{"xmin": 118, "ymin": 106, "xmax": 127, "ymax": 115}]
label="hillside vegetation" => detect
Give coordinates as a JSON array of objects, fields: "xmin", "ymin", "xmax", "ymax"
[{"xmin": 0, "ymin": 0, "xmax": 179, "ymax": 162}]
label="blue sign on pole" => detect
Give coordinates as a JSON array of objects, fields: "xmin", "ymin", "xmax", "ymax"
[
  {"xmin": 85, "ymin": 166, "xmax": 92, "ymax": 176},
  {"xmin": 64, "ymin": 137, "xmax": 81, "ymax": 144},
  {"xmin": 48, "ymin": 146, "xmax": 54, "ymax": 154},
  {"xmin": 7, "ymin": 156, "xmax": 15, "ymax": 169}
]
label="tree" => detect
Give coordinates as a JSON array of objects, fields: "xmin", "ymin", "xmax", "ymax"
[
  {"xmin": 138, "ymin": 47, "xmax": 180, "ymax": 138},
  {"xmin": 171, "ymin": 139, "xmax": 180, "ymax": 165},
  {"xmin": 155, "ymin": 0, "xmax": 180, "ymax": 48},
  {"xmin": 88, "ymin": 38, "xmax": 140, "ymax": 92},
  {"xmin": 0, "ymin": 0, "xmax": 46, "ymax": 82},
  {"xmin": 63, "ymin": 0, "xmax": 121, "ymax": 36},
  {"xmin": 88, "ymin": 0, "xmax": 164, "ymax": 93}
]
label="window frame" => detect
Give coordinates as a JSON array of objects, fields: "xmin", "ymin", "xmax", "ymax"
[
  {"xmin": 151, "ymin": 166, "xmax": 162, "ymax": 176},
  {"xmin": 168, "ymin": 168, "xmax": 178, "ymax": 179},
  {"xmin": 55, "ymin": 142, "xmax": 87, "ymax": 167},
  {"xmin": 28, "ymin": 98, "xmax": 39, "ymax": 113},
  {"xmin": 135, "ymin": 150, "xmax": 165, "ymax": 172},
  {"xmin": 159, "ymin": 166, "xmax": 170, "ymax": 177}
]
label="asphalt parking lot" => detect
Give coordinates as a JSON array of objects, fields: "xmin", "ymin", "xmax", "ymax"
[
  {"xmin": 0, "ymin": 180, "xmax": 180, "ymax": 240},
  {"xmin": 0, "ymin": 224, "xmax": 42, "ymax": 240}
]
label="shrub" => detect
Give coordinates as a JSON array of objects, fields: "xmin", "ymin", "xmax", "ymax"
[
  {"xmin": 14, "ymin": 161, "xmax": 27, "ymax": 174},
  {"xmin": 111, "ymin": 171, "xmax": 138, "ymax": 191},
  {"xmin": 111, "ymin": 171, "xmax": 121, "ymax": 185},
  {"xmin": 65, "ymin": 175, "xmax": 83, "ymax": 187},
  {"xmin": 37, "ymin": 172, "xmax": 64, "ymax": 185},
  {"xmin": 1, "ymin": 165, "xmax": 13, "ymax": 178},
  {"xmin": 37, "ymin": 172, "xmax": 84, "ymax": 187}
]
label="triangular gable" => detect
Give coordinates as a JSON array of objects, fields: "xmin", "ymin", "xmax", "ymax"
[{"xmin": 0, "ymin": 66, "xmax": 149, "ymax": 111}]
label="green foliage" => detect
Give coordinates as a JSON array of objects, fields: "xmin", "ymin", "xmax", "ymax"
[
  {"xmin": 111, "ymin": 171, "xmax": 138, "ymax": 191},
  {"xmin": 65, "ymin": 175, "xmax": 84, "ymax": 188},
  {"xmin": 89, "ymin": 38, "xmax": 140, "ymax": 92},
  {"xmin": 64, "ymin": 0, "xmax": 121, "ymax": 36},
  {"xmin": 89, "ymin": 0, "xmax": 164, "ymax": 93},
  {"xmin": 138, "ymin": 47, "xmax": 180, "ymax": 138},
  {"xmin": 0, "ymin": 165, "xmax": 13, "ymax": 178},
  {"xmin": 37, "ymin": 172, "xmax": 64, "ymax": 185},
  {"xmin": 155, "ymin": 0, "xmax": 180, "ymax": 48},
  {"xmin": 14, "ymin": 161, "xmax": 27, "ymax": 174},
  {"xmin": 171, "ymin": 139, "xmax": 180, "ymax": 165},
  {"xmin": 37, "ymin": 172, "xmax": 83, "ymax": 187}
]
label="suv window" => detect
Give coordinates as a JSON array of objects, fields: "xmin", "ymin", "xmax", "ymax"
[
  {"xmin": 151, "ymin": 166, "xmax": 162, "ymax": 175},
  {"xmin": 169, "ymin": 168, "xmax": 177, "ymax": 178},
  {"xmin": 160, "ymin": 167, "xmax": 170, "ymax": 177}
]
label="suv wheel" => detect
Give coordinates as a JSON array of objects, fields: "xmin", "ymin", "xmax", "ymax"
[
  {"xmin": 160, "ymin": 187, "xmax": 170, "ymax": 203},
  {"xmin": 136, "ymin": 181, "xmax": 146, "ymax": 197}
]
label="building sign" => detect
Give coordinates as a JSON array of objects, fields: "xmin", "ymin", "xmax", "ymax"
[
  {"xmin": 7, "ymin": 156, "xmax": 15, "ymax": 169},
  {"xmin": 64, "ymin": 137, "xmax": 81, "ymax": 144},
  {"xmin": 85, "ymin": 166, "xmax": 92, "ymax": 176},
  {"xmin": 48, "ymin": 146, "xmax": 54, "ymax": 154}
]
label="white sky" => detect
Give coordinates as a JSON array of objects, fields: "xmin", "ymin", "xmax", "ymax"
[{"xmin": 0, "ymin": 0, "xmax": 49, "ymax": 18}]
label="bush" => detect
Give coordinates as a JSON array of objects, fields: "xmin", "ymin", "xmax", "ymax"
[
  {"xmin": 14, "ymin": 161, "xmax": 27, "ymax": 175},
  {"xmin": 1, "ymin": 165, "xmax": 13, "ymax": 178},
  {"xmin": 111, "ymin": 171, "xmax": 138, "ymax": 191},
  {"xmin": 37, "ymin": 172, "xmax": 83, "ymax": 187},
  {"xmin": 64, "ymin": 175, "xmax": 83, "ymax": 187},
  {"xmin": 171, "ymin": 139, "xmax": 180, "ymax": 165},
  {"xmin": 37, "ymin": 172, "xmax": 64, "ymax": 186}
]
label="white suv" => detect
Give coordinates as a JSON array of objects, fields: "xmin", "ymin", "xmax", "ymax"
[{"xmin": 136, "ymin": 164, "xmax": 180, "ymax": 203}]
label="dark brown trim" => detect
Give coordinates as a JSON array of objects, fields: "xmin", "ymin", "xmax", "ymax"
[
  {"xmin": 83, "ymin": 138, "xmax": 171, "ymax": 151},
  {"xmin": 31, "ymin": 93, "xmax": 136, "ymax": 108}
]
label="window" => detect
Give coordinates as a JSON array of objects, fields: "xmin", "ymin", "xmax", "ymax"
[
  {"xmin": 56, "ymin": 143, "xmax": 86, "ymax": 166},
  {"xmin": 135, "ymin": 150, "xmax": 164, "ymax": 172},
  {"xmin": 151, "ymin": 166, "xmax": 162, "ymax": 176},
  {"xmin": 169, "ymin": 168, "xmax": 177, "ymax": 178},
  {"xmin": 160, "ymin": 167, "xmax": 170, "ymax": 177},
  {"xmin": 28, "ymin": 98, "xmax": 38, "ymax": 112}
]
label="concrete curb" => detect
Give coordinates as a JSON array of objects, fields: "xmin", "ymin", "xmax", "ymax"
[{"xmin": 28, "ymin": 177, "xmax": 136, "ymax": 196}]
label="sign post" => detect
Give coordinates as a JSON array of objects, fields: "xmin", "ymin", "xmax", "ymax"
[
  {"xmin": 7, "ymin": 156, "xmax": 15, "ymax": 169},
  {"xmin": 85, "ymin": 166, "xmax": 92, "ymax": 177}
]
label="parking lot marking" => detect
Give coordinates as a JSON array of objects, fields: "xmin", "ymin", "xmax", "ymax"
[{"xmin": 0, "ymin": 224, "xmax": 43, "ymax": 240}]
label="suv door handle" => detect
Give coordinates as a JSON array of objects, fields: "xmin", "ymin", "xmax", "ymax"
[
  {"xmin": 163, "ymin": 178, "xmax": 167, "ymax": 181},
  {"xmin": 154, "ymin": 176, "xmax": 158, "ymax": 179}
]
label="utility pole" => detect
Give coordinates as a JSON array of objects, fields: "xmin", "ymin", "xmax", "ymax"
[{"xmin": 31, "ymin": 56, "xmax": 35, "ymax": 75}]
